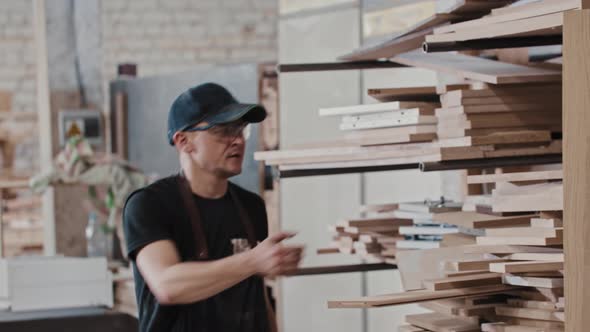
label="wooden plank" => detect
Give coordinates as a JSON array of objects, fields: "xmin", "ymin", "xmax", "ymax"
[
  {"xmin": 482, "ymin": 322, "xmax": 563, "ymax": 332},
  {"xmin": 492, "ymin": 0, "xmax": 576, "ymax": 16},
  {"xmin": 438, "ymin": 131, "xmax": 552, "ymax": 148},
  {"xmin": 405, "ymin": 312, "xmax": 481, "ymax": 332},
  {"xmin": 489, "ymin": 261, "xmax": 564, "ymax": 273},
  {"xmin": 502, "ymin": 274, "xmax": 564, "ymax": 289},
  {"xmin": 440, "ymin": 85, "xmax": 562, "ymax": 103},
  {"xmin": 468, "ymin": 170, "xmax": 562, "ymax": 184},
  {"xmin": 339, "ymin": 115, "xmax": 437, "ymax": 131},
  {"xmin": 423, "ymin": 273, "xmax": 503, "ymax": 291},
  {"xmin": 327, "ymin": 284, "xmax": 518, "ymax": 308},
  {"xmin": 437, "ymin": 112, "xmax": 562, "ymax": 129},
  {"xmin": 442, "ymin": 95, "xmax": 560, "ymax": 108},
  {"xmin": 392, "ymin": 52, "xmax": 561, "ymax": 84},
  {"xmin": 477, "ymin": 233, "xmax": 563, "ymax": 246},
  {"xmin": 492, "ymin": 182, "xmax": 563, "ymax": 213},
  {"xmin": 436, "ymin": 104, "xmax": 561, "ymax": 116},
  {"xmin": 485, "ymin": 227, "xmax": 562, "ymax": 238},
  {"xmin": 433, "ymin": 212, "xmax": 534, "ymax": 229},
  {"xmin": 463, "ymin": 245, "xmax": 562, "ymax": 255},
  {"xmin": 507, "ymin": 253, "xmax": 564, "ymax": 262},
  {"xmin": 342, "ymin": 216, "xmax": 413, "ymax": 228},
  {"xmin": 447, "ymin": 258, "xmax": 511, "ymax": 271},
  {"xmin": 497, "ymin": 317, "xmax": 565, "ymax": 330},
  {"xmin": 367, "ymin": 86, "xmax": 439, "ymax": 102},
  {"xmin": 434, "ymin": 0, "xmax": 578, "ymax": 34},
  {"xmin": 531, "ymin": 218, "xmax": 563, "ymax": 228},
  {"xmin": 563, "ymin": 10, "xmax": 590, "ymax": 332},
  {"xmin": 426, "ymin": 12, "xmax": 564, "ymax": 44},
  {"xmin": 507, "ymin": 298, "xmax": 558, "ymax": 310},
  {"xmin": 340, "ymin": 27, "xmax": 434, "ymax": 61},
  {"xmin": 438, "ymin": 126, "xmax": 562, "ymax": 139},
  {"xmin": 496, "ymin": 306, "xmax": 564, "ymax": 322},
  {"xmin": 319, "ymin": 102, "xmax": 437, "ymax": 117}
]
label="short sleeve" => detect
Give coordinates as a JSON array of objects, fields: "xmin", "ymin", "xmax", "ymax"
[{"xmin": 123, "ymin": 189, "xmax": 173, "ymax": 261}]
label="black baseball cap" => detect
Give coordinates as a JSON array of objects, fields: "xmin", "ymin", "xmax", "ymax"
[{"xmin": 167, "ymin": 82, "xmax": 267, "ymax": 145}]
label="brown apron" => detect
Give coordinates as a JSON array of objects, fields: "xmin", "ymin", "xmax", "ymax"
[
  {"xmin": 177, "ymin": 174, "xmax": 257, "ymax": 259},
  {"xmin": 176, "ymin": 174, "xmax": 278, "ymax": 332}
]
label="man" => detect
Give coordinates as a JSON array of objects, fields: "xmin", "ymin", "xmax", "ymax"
[{"xmin": 123, "ymin": 82, "xmax": 303, "ymax": 332}]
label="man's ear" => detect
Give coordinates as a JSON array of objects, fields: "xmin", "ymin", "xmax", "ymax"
[{"xmin": 173, "ymin": 132, "xmax": 195, "ymax": 153}]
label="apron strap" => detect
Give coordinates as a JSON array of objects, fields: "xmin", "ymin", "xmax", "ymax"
[
  {"xmin": 177, "ymin": 175, "xmax": 209, "ymax": 259},
  {"xmin": 177, "ymin": 174, "xmax": 259, "ymax": 260},
  {"xmin": 228, "ymin": 186, "xmax": 258, "ymax": 249}
]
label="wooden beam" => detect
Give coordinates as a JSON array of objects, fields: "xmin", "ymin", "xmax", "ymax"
[
  {"xmin": 489, "ymin": 261, "xmax": 564, "ymax": 273},
  {"xmin": 423, "ymin": 273, "xmax": 503, "ymax": 291},
  {"xmin": 564, "ymin": 9, "xmax": 590, "ymax": 332},
  {"xmin": 33, "ymin": 0, "xmax": 56, "ymax": 256},
  {"xmin": 327, "ymin": 284, "xmax": 519, "ymax": 308}
]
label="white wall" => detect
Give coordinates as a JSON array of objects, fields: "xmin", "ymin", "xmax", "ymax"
[{"xmin": 278, "ymin": 5, "xmax": 364, "ymax": 332}]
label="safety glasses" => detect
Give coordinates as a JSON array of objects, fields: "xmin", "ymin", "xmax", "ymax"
[{"xmin": 184, "ymin": 121, "xmax": 251, "ymax": 140}]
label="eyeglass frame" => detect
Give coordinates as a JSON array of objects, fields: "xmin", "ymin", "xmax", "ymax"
[{"xmin": 182, "ymin": 120, "xmax": 251, "ymax": 140}]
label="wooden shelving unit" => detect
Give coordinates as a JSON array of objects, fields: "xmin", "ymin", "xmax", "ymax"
[{"xmin": 267, "ymin": 1, "xmax": 588, "ymax": 331}]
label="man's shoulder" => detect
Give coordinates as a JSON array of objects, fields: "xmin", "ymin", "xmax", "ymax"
[{"xmin": 125, "ymin": 174, "xmax": 180, "ymax": 207}]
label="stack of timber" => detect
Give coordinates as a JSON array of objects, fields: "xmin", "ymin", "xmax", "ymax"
[
  {"xmin": 435, "ymin": 83, "xmax": 562, "ymax": 162},
  {"xmin": 426, "ymin": 0, "xmax": 580, "ymax": 45},
  {"xmin": 318, "ymin": 98, "xmax": 440, "ymax": 146},
  {"xmin": 318, "ymin": 200, "xmax": 464, "ymax": 260},
  {"xmin": 465, "ymin": 169, "xmax": 563, "ymax": 217},
  {"xmin": 255, "ymin": 55, "xmax": 563, "ymax": 172},
  {"xmin": 340, "ymin": 0, "xmax": 518, "ymax": 61},
  {"xmin": 395, "ymin": 200, "xmax": 462, "ymax": 250},
  {"xmin": 329, "ymin": 180, "xmax": 565, "ymax": 331},
  {"xmin": 318, "ymin": 205, "xmax": 411, "ymax": 263}
]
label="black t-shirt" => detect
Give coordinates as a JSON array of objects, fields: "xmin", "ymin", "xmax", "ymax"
[{"xmin": 123, "ymin": 174, "xmax": 270, "ymax": 332}]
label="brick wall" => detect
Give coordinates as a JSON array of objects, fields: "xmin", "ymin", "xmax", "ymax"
[
  {"xmin": 0, "ymin": 0, "xmax": 278, "ymax": 171},
  {"xmin": 101, "ymin": 0, "xmax": 278, "ymax": 80},
  {"xmin": 0, "ymin": 0, "xmax": 278, "ymax": 110},
  {"xmin": 0, "ymin": 1, "xmax": 36, "ymax": 112}
]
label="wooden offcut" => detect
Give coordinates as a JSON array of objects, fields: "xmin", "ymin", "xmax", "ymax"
[
  {"xmin": 328, "ymin": 284, "xmax": 518, "ymax": 308},
  {"xmin": 432, "ymin": 212, "xmax": 534, "ymax": 229},
  {"xmin": 489, "ymin": 261, "xmax": 564, "ymax": 273},
  {"xmin": 423, "ymin": 273, "xmax": 503, "ymax": 291}
]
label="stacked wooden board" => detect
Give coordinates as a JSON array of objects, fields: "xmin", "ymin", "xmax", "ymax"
[
  {"xmin": 435, "ymin": 83, "xmax": 562, "ymax": 161},
  {"xmin": 466, "ymin": 169, "xmax": 563, "ymax": 216},
  {"xmin": 318, "ymin": 100, "xmax": 440, "ymax": 146},
  {"xmin": 318, "ymin": 201, "xmax": 465, "ymax": 261},
  {"xmin": 328, "ymin": 168, "xmax": 566, "ymax": 331},
  {"xmin": 318, "ymin": 205, "xmax": 411, "ymax": 263},
  {"xmin": 340, "ymin": 0, "xmax": 519, "ymax": 61},
  {"xmin": 426, "ymin": 0, "xmax": 580, "ymax": 45},
  {"xmin": 395, "ymin": 201, "xmax": 462, "ymax": 250}
]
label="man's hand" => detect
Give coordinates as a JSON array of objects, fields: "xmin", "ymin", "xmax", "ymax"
[{"xmin": 248, "ymin": 232, "xmax": 304, "ymax": 277}]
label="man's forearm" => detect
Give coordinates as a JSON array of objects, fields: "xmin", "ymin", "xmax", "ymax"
[{"xmin": 153, "ymin": 251, "xmax": 257, "ymax": 305}]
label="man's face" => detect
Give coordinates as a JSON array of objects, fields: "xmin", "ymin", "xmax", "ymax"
[{"xmin": 186, "ymin": 121, "xmax": 249, "ymax": 178}]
